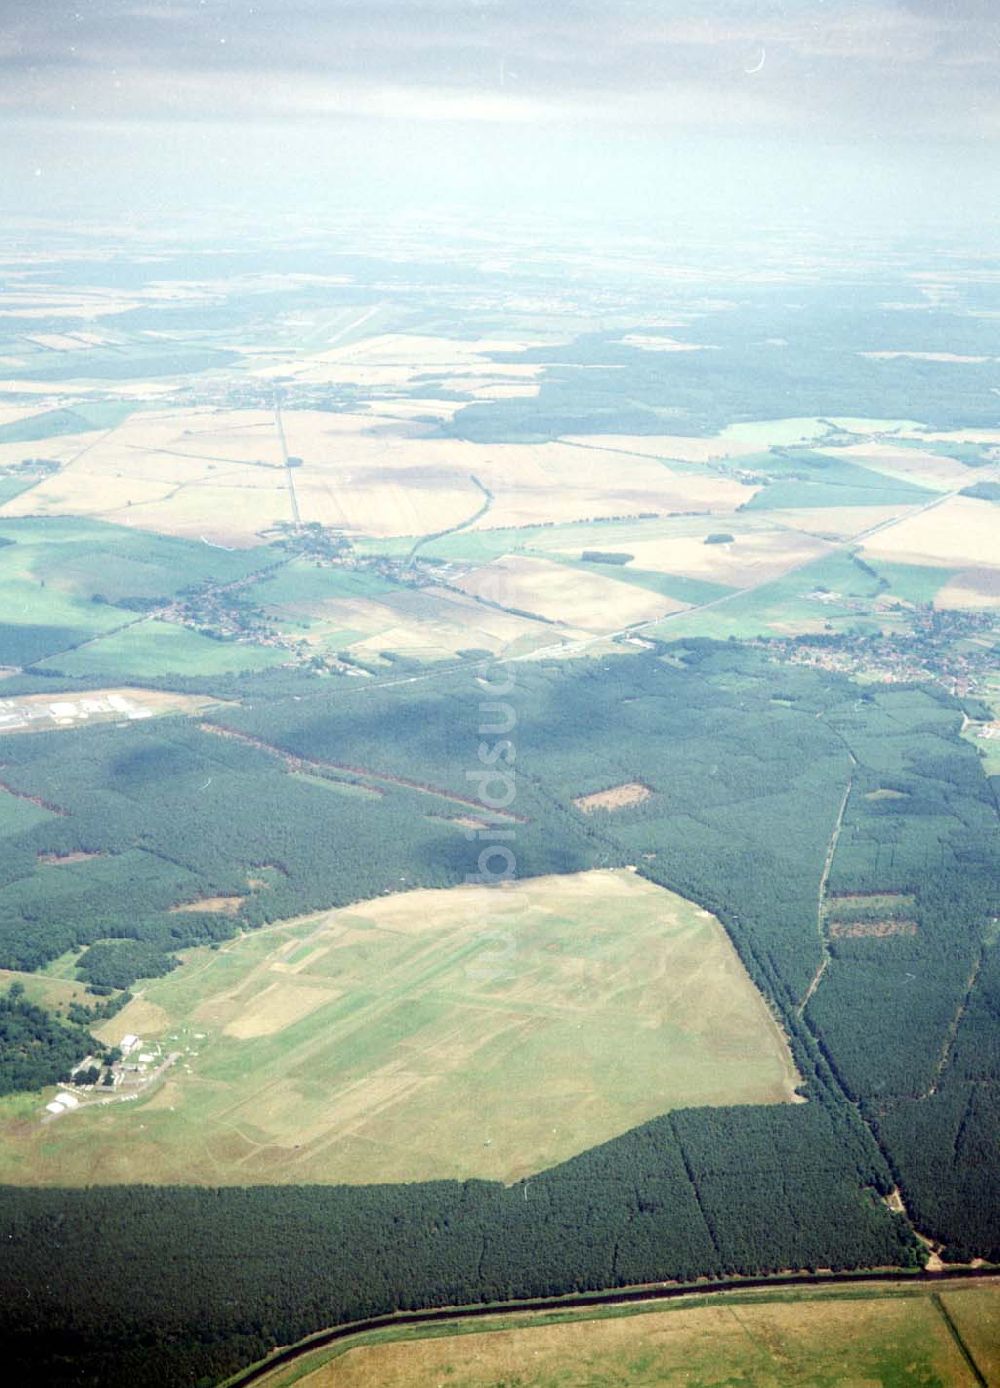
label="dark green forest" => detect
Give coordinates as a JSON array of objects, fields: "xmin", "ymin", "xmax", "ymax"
[
  {"xmin": 0, "ymin": 986, "xmax": 96, "ymax": 1096},
  {"xmin": 0, "ymin": 641, "xmax": 996, "ymax": 1383},
  {"xmin": 0, "ymin": 1101, "xmax": 919, "ymax": 1388}
]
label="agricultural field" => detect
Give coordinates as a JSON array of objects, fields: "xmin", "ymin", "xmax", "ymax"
[
  {"xmin": 0, "ymin": 404, "xmax": 752, "ymax": 544},
  {"xmin": 451, "ymin": 554, "xmax": 684, "ymax": 630},
  {"xmin": 1, "ymin": 226, "xmax": 999, "ymax": 1388},
  {"xmin": 860, "ymin": 495, "xmax": 999, "ymax": 569},
  {"xmin": 0, "ymin": 870, "xmax": 800, "ymax": 1186},
  {"xmin": 0, "ymin": 515, "xmax": 275, "ymax": 671},
  {"xmin": 939, "ymin": 1285, "xmax": 1000, "ymax": 1385},
  {"xmin": 36, "ymin": 617, "xmax": 286, "ymax": 678},
  {"xmin": 265, "ymin": 1281, "xmax": 999, "ymax": 1388},
  {"xmin": 644, "ymin": 550, "xmax": 904, "ymax": 642},
  {"xmin": 249, "ymin": 559, "xmax": 559, "ymax": 660}
]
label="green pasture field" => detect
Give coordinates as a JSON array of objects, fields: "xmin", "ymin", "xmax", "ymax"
[
  {"xmin": 0, "ymin": 967, "xmax": 91, "ymax": 1012},
  {"xmin": 0, "ymin": 517, "xmax": 275, "ymax": 667},
  {"xmin": 647, "ymin": 547, "xmax": 966, "ymax": 642},
  {"xmin": 252, "ymin": 1280, "xmax": 999, "ymax": 1388},
  {"xmin": 866, "ymin": 559, "xmax": 957, "ymax": 605},
  {"xmin": 0, "ymin": 516, "xmax": 268, "ymax": 602},
  {"xmin": 649, "ymin": 550, "xmax": 892, "ymax": 641},
  {"xmin": 743, "ymin": 453, "xmax": 935, "ymax": 511},
  {"xmin": 0, "ymin": 870, "xmax": 800, "ymax": 1188},
  {"xmin": 0, "ymin": 401, "xmax": 133, "ymax": 446},
  {"xmin": 38, "ymin": 618, "xmax": 287, "ymax": 678},
  {"xmin": 250, "ymin": 560, "xmax": 400, "ymax": 610},
  {"xmin": 0, "ymin": 476, "xmax": 43, "ymax": 507}
]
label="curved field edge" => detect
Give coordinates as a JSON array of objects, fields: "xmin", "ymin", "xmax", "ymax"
[
  {"xmin": 0, "ymin": 871, "xmax": 802, "ymax": 1187},
  {"xmin": 227, "ymin": 1273, "xmax": 1000, "ymax": 1388}
]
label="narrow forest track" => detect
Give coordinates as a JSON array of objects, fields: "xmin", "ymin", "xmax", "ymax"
[
  {"xmin": 798, "ymin": 754, "xmax": 856, "ymax": 1016},
  {"xmin": 922, "ymin": 950, "xmax": 985, "ymax": 1099}
]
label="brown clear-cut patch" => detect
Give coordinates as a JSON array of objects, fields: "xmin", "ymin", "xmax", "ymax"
[{"xmin": 573, "ymin": 782, "xmax": 652, "ymax": 813}]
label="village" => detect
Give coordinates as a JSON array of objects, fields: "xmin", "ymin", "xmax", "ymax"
[{"xmin": 764, "ymin": 604, "xmax": 999, "ymax": 701}]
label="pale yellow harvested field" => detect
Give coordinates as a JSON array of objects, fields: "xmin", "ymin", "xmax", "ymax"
[
  {"xmin": 2, "ymin": 405, "xmax": 751, "ymax": 542},
  {"xmin": 477, "ymin": 459, "xmax": 749, "ymax": 530},
  {"xmin": 555, "ymin": 529, "xmax": 834, "ymax": 586},
  {"xmin": 564, "ymin": 418, "xmax": 831, "ymax": 464},
  {"xmin": 0, "ymin": 406, "xmax": 293, "ymax": 535},
  {"xmin": 280, "ymin": 586, "xmax": 560, "ymax": 660},
  {"xmin": 0, "ymin": 294, "xmax": 144, "ymax": 320},
  {"xmin": 817, "ymin": 442, "xmax": 972, "ymax": 490},
  {"xmin": 277, "ymin": 422, "xmax": 742, "ymax": 527},
  {"xmin": 936, "ymin": 567, "xmax": 1000, "ymax": 609},
  {"xmin": 764, "ymin": 504, "xmax": 918, "ymax": 539},
  {"xmin": 565, "ymin": 432, "xmax": 743, "ymax": 463},
  {"xmin": 291, "ymin": 1288, "xmax": 986, "ymax": 1388},
  {"xmin": 0, "ymin": 380, "xmax": 99, "ymax": 396},
  {"xmin": 861, "ymin": 495, "xmax": 999, "ymax": 568},
  {"xmin": 291, "ymin": 471, "xmax": 477, "ymax": 540},
  {"xmin": 222, "ymin": 979, "xmax": 340, "ymax": 1039},
  {"xmin": 438, "ymin": 377, "xmax": 542, "ymax": 400},
  {"xmin": 250, "ymin": 332, "xmax": 550, "ymax": 394},
  {"xmin": 0, "ymin": 402, "xmax": 63, "ymax": 428},
  {"xmin": 0, "ymin": 430, "xmax": 102, "ymax": 473},
  {"xmin": 453, "ymin": 555, "xmax": 684, "ymax": 631},
  {"xmin": 95, "ymin": 997, "xmax": 169, "ymax": 1039},
  {"xmin": 362, "ymin": 397, "xmax": 465, "ymax": 421}
]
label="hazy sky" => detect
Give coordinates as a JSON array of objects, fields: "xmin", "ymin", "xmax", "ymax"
[{"xmin": 2, "ymin": 1, "xmax": 997, "ymax": 236}]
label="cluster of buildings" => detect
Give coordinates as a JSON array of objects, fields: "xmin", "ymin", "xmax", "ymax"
[
  {"xmin": 41, "ymin": 1033, "xmax": 164, "ymax": 1122},
  {"xmin": 0, "ymin": 693, "xmax": 155, "ymax": 731}
]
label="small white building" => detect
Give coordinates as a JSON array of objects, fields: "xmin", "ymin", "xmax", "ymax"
[
  {"xmin": 54, "ymin": 1092, "xmax": 80, "ymax": 1109},
  {"xmin": 45, "ymin": 1101, "xmax": 65, "ymax": 1115},
  {"xmin": 120, "ymin": 1033, "xmax": 140, "ymax": 1056}
]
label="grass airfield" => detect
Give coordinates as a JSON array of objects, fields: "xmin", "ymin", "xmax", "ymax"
[{"xmin": 0, "ymin": 870, "xmax": 799, "ymax": 1187}]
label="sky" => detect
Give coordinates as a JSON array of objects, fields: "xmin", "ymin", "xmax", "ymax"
[{"xmin": 1, "ymin": 1, "xmax": 997, "ymax": 237}]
